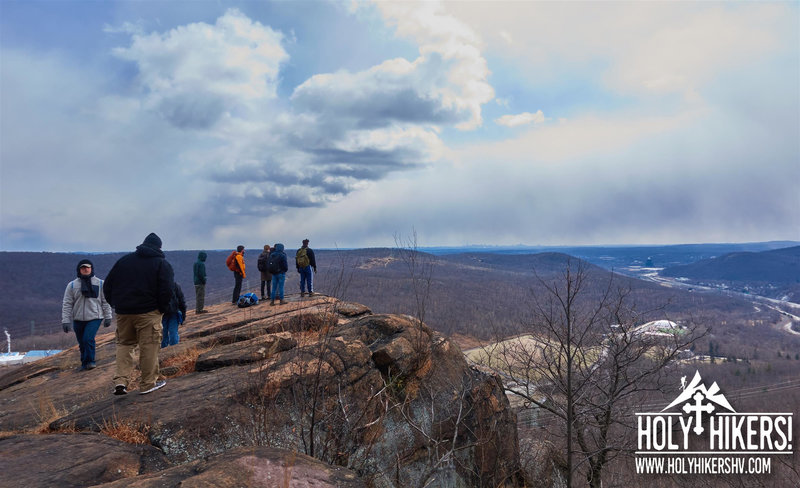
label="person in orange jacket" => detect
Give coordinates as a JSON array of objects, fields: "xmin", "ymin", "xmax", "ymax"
[{"xmin": 228, "ymin": 245, "xmax": 246, "ymax": 304}]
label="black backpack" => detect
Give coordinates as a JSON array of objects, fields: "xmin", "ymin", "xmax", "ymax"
[
  {"xmin": 257, "ymin": 252, "xmax": 269, "ymax": 272},
  {"xmin": 267, "ymin": 252, "xmax": 282, "ymax": 274}
]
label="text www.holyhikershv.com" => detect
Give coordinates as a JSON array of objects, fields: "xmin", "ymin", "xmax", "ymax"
[{"xmin": 636, "ymin": 455, "xmax": 772, "ymax": 474}]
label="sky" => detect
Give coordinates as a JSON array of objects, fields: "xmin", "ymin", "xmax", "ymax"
[{"xmin": 1, "ymin": 0, "xmax": 798, "ymax": 252}]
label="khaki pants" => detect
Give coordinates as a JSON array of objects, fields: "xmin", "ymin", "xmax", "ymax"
[{"xmin": 113, "ymin": 310, "xmax": 162, "ymax": 391}]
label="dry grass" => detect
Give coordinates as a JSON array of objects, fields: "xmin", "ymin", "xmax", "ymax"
[
  {"xmin": 100, "ymin": 415, "xmax": 151, "ymax": 445},
  {"xmin": 29, "ymin": 392, "xmax": 74, "ymax": 433},
  {"xmin": 161, "ymin": 346, "xmax": 205, "ymax": 377}
]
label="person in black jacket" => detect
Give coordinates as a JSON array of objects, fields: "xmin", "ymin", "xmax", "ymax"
[
  {"xmin": 295, "ymin": 238, "xmax": 317, "ymax": 297},
  {"xmin": 104, "ymin": 233, "xmax": 174, "ymax": 395},
  {"xmin": 161, "ymin": 282, "xmax": 186, "ymax": 348}
]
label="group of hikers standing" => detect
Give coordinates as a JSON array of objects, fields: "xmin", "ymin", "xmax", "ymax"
[
  {"xmin": 226, "ymin": 239, "xmax": 316, "ymax": 306},
  {"xmin": 60, "ymin": 233, "xmax": 318, "ymax": 396}
]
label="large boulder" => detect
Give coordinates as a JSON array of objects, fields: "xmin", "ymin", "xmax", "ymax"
[{"xmin": 0, "ymin": 296, "xmax": 523, "ymax": 487}]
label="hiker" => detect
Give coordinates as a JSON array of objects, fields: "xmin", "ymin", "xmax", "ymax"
[
  {"xmin": 104, "ymin": 233, "xmax": 174, "ymax": 395},
  {"xmin": 296, "ymin": 238, "xmax": 317, "ymax": 297},
  {"xmin": 227, "ymin": 245, "xmax": 246, "ymax": 304},
  {"xmin": 193, "ymin": 251, "xmax": 208, "ymax": 314},
  {"xmin": 267, "ymin": 243, "xmax": 288, "ymax": 305},
  {"xmin": 61, "ymin": 259, "xmax": 113, "ymax": 370},
  {"xmin": 161, "ymin": 282, "xmax": 186, "ymax": 348},
  {"xmin": 257, "ymin": 244, "xmax": 272, "ymax": 300}
]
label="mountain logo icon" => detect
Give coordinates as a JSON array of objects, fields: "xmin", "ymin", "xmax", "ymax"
[{"xmin": 662, "ymin": 370, "xmax": 735, "ymax": 435}]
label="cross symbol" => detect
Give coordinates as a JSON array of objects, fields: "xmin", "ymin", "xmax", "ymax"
[{"xmin": 683, "ymin": 391, "xmax": 715, "ymax": 435}]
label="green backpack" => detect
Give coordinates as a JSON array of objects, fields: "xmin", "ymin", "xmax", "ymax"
[{"xmin": 296, "ymin": 248, "xmax": 310, "ymax": 268}]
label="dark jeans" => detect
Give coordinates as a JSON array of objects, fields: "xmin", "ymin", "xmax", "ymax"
[
  {"xmin": 232, "ymin": 272, "xmax": 243, "ymax": 303},
  {"xmin": 195, "ymin": 283, "xmax": 205, "ymax": 311},
  {"xmin": 299, "ymin": 266, "xmax": 313, "ymax": 293},
  {"xmin": 161, "ymin": 313, "xmax": 180, "ymax": 348},
  {"xmin": 73, "ymin": 319, "xmax": 101, "ymax": 367}
]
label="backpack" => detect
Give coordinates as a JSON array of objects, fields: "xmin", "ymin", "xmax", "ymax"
[
  {"xmin": 226, "ymin": 251, "xmax": 239, "ymax": 272},
  {"xmin": 257, "ymin": 252, "xmax": 269, "ymax": 272},
  {"xmin": 267, "ymin": 252, "xmax": 283, "ymax": 274},
  {"xmin": 237, "ymin": 293, "xmax": 259, "ymax": 308},
  {"xmin": 296, "ymin": 248, "xmax": 310, "ymax": 268}
]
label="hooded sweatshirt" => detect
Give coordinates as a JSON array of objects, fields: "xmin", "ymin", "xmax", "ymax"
[
  {"xmin": 193, "ymin": 251, "xmax": 207, "ymax": 285},
  {"xmin": 62, "ymin": 259, "xmax": 113, "ymax": 323},
  {"xmin": 104, "ymin": 233, "xmax": 176, "ymax": 314},
  {"xmin": 269, "ymin": 243, "xmax": 289, "ymax": 274}
]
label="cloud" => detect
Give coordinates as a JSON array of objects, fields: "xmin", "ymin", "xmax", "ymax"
[
  {"xmin": 112, "ymin": 8, "xmax": 288, "ymax": 130},
  {"xmin": 180, "ymin": 2, "xmax": 492, "ymax": 222},
  {"xmin": 495, "ymin": 110, "xmax": 545, "ymax": 128}
]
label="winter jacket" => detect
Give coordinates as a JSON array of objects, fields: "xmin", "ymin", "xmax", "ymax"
[
  {"xmin": 258, "ymin": 250, "xmax": 272, "ymax": 280},
  {"xmin": 193, "ymin": 251, "xmax": 207, "ymax": 285},
  {"xmin": 233, "ymin": 252, "xmax": 246, "ymax": 278},
  {"xmin": 269, "ymin": 243, "xmax": 289, "ymax": 274},
  {"xmin": 104, "ymin": 243, "xmax": 175, "ymax": 315},
  {"xmin": 62, "ymin": 276, "xmax": 113, "ymax": 323},
  {"xmin": 164, "ymin": 283, "xmax": 187, "ymax": 320},
  {"xmin": 296, "ymin": 246, "xmax": 317, "ymax": 271}
]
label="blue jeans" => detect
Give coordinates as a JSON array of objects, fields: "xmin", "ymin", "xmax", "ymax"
[
  {"xmin": 270, "ymin": 273, "xmax": 286, "ymax": 301},
  {"xmin": 299, "ymin": 266, "xmax": 313, "ymax": 293},
  {"xmin": 161, "ymin": 313, "xmax": 180, "ymax": 348},
  {"xmin": 73, "ymin": 319, "xmax": 101, "ymax": 367}
]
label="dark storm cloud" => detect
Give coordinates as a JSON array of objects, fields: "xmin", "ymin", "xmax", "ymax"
[{"xmin": 156, "ymin": 92, "xmax": 227, "ymax": 130}]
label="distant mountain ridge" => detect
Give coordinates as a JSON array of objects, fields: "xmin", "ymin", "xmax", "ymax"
[{"xmin": 660, "ymin": 245, "xmax": 800, "ymax": 283}]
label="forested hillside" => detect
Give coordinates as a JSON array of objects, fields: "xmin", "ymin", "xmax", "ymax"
[{"xmin": 1, "ymin": 249, "xmax": 795, "ymax": 363}]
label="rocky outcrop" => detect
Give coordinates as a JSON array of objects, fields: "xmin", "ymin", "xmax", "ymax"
[{"xmin": 0, "ymin": 296, "xmax": 523, "ymax": 487}]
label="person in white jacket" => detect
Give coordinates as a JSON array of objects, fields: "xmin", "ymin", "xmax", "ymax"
[{"xmin": 62, "ymin": 259, "xmax": 113, "ymax": 370}]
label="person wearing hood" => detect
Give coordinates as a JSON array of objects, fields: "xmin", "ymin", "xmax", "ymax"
[
  {"xmin": 193, "ymin": 251, "xmax": 208, "ymax": 314},
  {"xmin": 104, "ymin": 233, "xmax": 174, "ymax": 395},
  {"xmin": 61, "ymin": 259, "xmax": 113, "ymax": 370},
  {"xmin": 267, "ymin": 243, "xmax": 288, "ymax": 306}
]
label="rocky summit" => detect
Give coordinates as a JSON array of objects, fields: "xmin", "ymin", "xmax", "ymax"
[{"xmin": 0, "ymin": 295, "xmax": 523, "ymax": 487}]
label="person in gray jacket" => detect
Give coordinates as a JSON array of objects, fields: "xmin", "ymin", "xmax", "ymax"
[{"xmin": 61, "ymin": 259, "xmax": 113, "ymax": 370}]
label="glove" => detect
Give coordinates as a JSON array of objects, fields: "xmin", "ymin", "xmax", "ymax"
[
  {"xmin": 103, "ymin": 319, "xmax": 112, "ymax": 327},
  {"xmin": 62, "ymin": 323, "xmax": 71, "ymax": 333}
]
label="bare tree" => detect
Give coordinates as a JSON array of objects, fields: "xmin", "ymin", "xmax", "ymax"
[{"xmin": 478, "ymin": 259, "xmax": 704, "ymax": 487}]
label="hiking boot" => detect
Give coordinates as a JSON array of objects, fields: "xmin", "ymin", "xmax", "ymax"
[
  {"xmin": 196, "ymin": 309, "xmax": 208, "ymax": 314},
  {"xmin": 270, "ymin": 300, "xmax": 275, "ymax": 306},
  {"xmin": 140, "ymin": 380, "xmax": 166, "ymax": 395},
  {"xmin": 113, "ymin": 385, "xmax": 127, "ymax": 395},
  {"xmin": 85, "ymin": 362, "xmax": 96, "ymax": 370},
  {"xmin": 300, "ymin": 292, "xmax": 306, "ymax": 297},
  {"xmin": 280, "ymin": 299, "xmax": 287, "ymax": 305},
  {"xmin": 308, "ymin": 292, "xmax": 315, "ymax": 296}
]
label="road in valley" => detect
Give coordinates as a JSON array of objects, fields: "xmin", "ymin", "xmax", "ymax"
[{"xmin": 619, "ymin": 267, "xmax": 800, "ymax": 336}]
